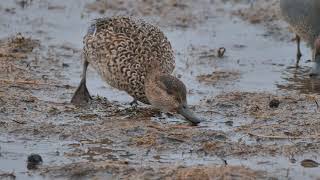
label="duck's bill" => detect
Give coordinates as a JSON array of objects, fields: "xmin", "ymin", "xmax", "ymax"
[{"xmin": 177, "ymin": 104, "xmax": 202, "ymax": 125}]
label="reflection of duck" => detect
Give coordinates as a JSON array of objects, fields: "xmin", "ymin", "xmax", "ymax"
[
  {"xmin": 280, "ymin": 0, "xmax": 320, "ymax": 75},
  {"xmin": 71, "ymin": 16, "xmax": 201, "ymax": 125},
  {"xmin": 277, "ymin": 66, "xmax": 320, "ymax": 94}
]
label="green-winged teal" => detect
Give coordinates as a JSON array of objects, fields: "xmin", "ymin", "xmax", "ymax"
[
  {"xmin": 71, "ymin": 16, "xmax": 201, "ymax": 125},
  {"xmin": 280, "ymin": 0, "xmax": 320, "ymax": 75}
]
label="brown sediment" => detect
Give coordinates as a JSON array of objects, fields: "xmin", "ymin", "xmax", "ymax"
[{"xmin": 197, "ymin": 71, "xmax": 241, "ymax": 85}]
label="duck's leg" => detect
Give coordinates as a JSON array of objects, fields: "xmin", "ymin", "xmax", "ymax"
[
  {"xmin": 295, "ymin": 34, "xmax": 302, "ymax": 67},
  {"xmin": 71, "ymin": 59, "xmax": 91, "ymax": 105},
  {"xmin": 129, "ymin": 99, "xmax": 138, "ymax": 108}
]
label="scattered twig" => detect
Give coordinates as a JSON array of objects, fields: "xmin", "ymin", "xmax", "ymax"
[
  {"xmin": 0, "ymin": 171, "xmax": 16, "ymax": 179},
  {"xmin": 315, "ymin": 99, "xmax": 319, "ymax": 111},
  {"xmin": 198, "ymin": 110, "xmax": 226, "ymax": 117},
  {"xmin": 199, "ymin": 53, "xmax": 216, "ymax": 59},
  {"xmin": 249, "ymin": 123, "xmax": 281, "ymax": 131},
  {"xmin": 248, "ymin": 132, "xmax": 320, "ymax": 140},
  {"xmin": 11, "ymin": 119, "xmax": 26, "ymax": 124},
  {"xmin": 0, "ymin": 79, "xmax": 40, "ymax": 85},
  {"xmin": 198, "ymin": 47, "xmax": 226, "ymax": 59},
  {"xmin": 147, "ymin": 124, "xmax": 166, "ymax": 131},
  {"xmin": 165, "ymin": 136, "xmax": 186, "ymax": 143},
  {"xmin": 236, "ymin": 123, "xmax": 282, "ymax": 132},
  {"xmin": 0, "ymin": 79, "xmax": 73, "ymax": 88}
]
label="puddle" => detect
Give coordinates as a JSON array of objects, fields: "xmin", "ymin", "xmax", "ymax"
[
  {"xmin": 0, "ymin": 134, "xmax": 76, "ymax": 179},
  {"xmin": 229, "ymin": 155, "xmax": 320, "ymax": 180},
  {"xmin": 277, "ymin": 65, "xmax": 320, "ymax": 94},
  {"xmin": 0, "ymin": 0, "xmax": 320, "ymax": 179}
]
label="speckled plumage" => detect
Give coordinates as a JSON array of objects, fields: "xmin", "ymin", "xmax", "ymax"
[
  {"xmin": 83, "ymin": 17, "xmax": 175, "ymax": 104},
  {"xmin": 280, "ymin": 0, "xmax": 320, "ymax": 47},
  {"xmin": 72, "ymin": 16, "xmax": 201, "ymax": 125}
]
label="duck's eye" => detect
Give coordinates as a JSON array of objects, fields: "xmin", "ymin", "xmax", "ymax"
[
  {"xmin": 167, "ymin": 90, "xmax": 174, "ymax": 95},
  {"xmin": 163, "ymin": 87, "xmax": 174, "ymax": 95}
]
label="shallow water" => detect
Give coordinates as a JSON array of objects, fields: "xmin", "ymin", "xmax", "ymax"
[
  {"xmin": 0, "ymin": 0, "xmax": 320, "ymax": 179},
  {"xmin": 0, "ymin": 134, "xmax": 77, "ymax": 179}
]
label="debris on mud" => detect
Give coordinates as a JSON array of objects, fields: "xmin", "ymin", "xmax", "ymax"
[
  {"xmin": 197, "ymin": 71, "xmax": 240, "ymax": 85},
  {"xmin": 189, "ymin": 46, "xmax": 228, "ymax": 60},
  {"xmin": 0, "ymin": 33, "xmax": 40, "ymax": 89},
  {"xmin": 233, "ymin": 0, "xmax": 280, "ymax": 24},
  {"xmin": 0, "ymin": 33, "xmax": 39, "ymax": 58},
  {"xmin": 40, "ymin": 161, "xmax": 268, "ymax": 180},
  {"xmin": 0, "ymin": 171, "xmax": 16, "ymax": 180},
  {"xmin": 300, "ymin": 159, "xmax": 319, "ymax": 168},
  {"xmin": 211, "ymin": 92, "xmax": 320, "ymax": 142},
  {"xmin": 84, "ymin": 0, "xmax": 214, "ymax": 27},
  {"xmin": 173, "ymin": 165, "xmax": 267, "ymax": 180},
  {"xmin": 269, "ymin": 98, "xmax": 280, "ymax": 108},
  {"xmin": 0, "ymin": 33, "xmax": 39, "ymax": 75},
  {"xmin": 231, "ymin": 0, "xmax": 291, "ymax": 40}
]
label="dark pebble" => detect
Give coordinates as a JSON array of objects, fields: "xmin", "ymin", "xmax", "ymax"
[
  {"xmin": 214, "ymin": 134, "xmax": 227, "ymax": 141},
  {"xmin": 269, "ymin": 99, "xmax": 280, "ymax": 108},
  {"xmin": 27, "ymin": 154, "xmax": 43, "ymax": 170},
  {"xmin": 225, "ymin": 120, "xmax": 233, "ymax": 126},
  {"xmin": 62, "ymin": 63, "xmax": 69, "ymax": 68}
]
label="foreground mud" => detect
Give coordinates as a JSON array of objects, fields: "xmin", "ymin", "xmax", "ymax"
[{"xmin": 0, "ymin": 0, "xmax": 320, "ymax": 179}]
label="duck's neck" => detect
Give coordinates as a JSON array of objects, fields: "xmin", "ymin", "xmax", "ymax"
[
  {"xmin": 145, "ymin": 70, "xmax": 162, "ymax": 87},
  {"xmin": 144, "ymin": 71, "xmax": 162, "ymax": 108}
]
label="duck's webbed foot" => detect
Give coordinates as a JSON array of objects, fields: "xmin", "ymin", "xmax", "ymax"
[
  {"xmin": 71, "ymin": 79, "xmax": 92, "ymax": 105},
  {"xmin": 71, "ymin": 59, "xmax": 91, "ymax": 106}
]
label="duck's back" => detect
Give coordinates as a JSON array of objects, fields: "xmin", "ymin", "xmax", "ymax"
[
  {"xmin": 280, "ymin": 0, "xmax": 320, "ymax": 45},
  {"xmin": 83, "ymin": 17, "xmax": 175, "ymax": 104}
]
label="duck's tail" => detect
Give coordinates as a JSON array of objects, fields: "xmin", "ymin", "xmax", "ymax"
[
  {"xmin": 86, "ymin": 17, "xmax": 111, "ymax": 37},
  {"xmin": 86, "ymin": 21, "xmax": 97, "ymax": 36}
]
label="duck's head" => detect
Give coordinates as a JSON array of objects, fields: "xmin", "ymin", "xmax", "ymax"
[
  {"xmin": 310, "ymin": 37, "xmax": 320, "ymax": 77},
  {"xmin": 145, "ymin": 73, "xmax": 202, "ymax": 125}
]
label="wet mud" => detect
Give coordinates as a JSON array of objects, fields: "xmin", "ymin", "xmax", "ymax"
[{"xmin": 0, "ymin": 0, "xmax": 320, "ymax": 179}]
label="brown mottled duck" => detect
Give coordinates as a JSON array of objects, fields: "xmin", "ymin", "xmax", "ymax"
[
  {"xmin": 71, "ymin": 16, "xmax": 201, "ymax": 125},
  {"xmin": 280, "ymin": 0, "xmax": 320, "ymax": 75}
]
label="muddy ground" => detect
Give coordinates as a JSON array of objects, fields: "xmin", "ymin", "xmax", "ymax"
[{"xmin": 0, "ymin": 0, "xmax": 320, "ymax": 179}]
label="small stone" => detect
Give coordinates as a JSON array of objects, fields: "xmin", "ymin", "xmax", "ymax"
[
  {"xmin": 214, "ymin": 134, "xmax": 227, "ymax": 141},
  {"xmin": 224, "ymin": 120, "xmax": 233, "ymax": 126},
  {"xmin": 27, "ymin": 154, "xmax": 43, "ymax": 170},
  {"xmin": 269, "ymin": 99, "xmax": 280, "ymax": 108},
  {"xmin": 27, "ymin": 154, "xmax": 43, "ymax": 164},
  {"xmin": 62, "ymin": 63, "xmax": 69, "ymax": 68}
]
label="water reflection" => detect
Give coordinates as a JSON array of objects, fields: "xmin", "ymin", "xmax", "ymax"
[{"xmin": 277, "ymin": 66, "xmax": 320, "ymax": 94}]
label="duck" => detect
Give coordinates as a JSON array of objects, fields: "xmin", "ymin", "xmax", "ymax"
[
  {"xmin": 71, "ymin": 16, "xmax": 201, "ymax": 125},
  {"xmin": 280, "ymin": 0, "xmax": 320, "ymax": 76}
]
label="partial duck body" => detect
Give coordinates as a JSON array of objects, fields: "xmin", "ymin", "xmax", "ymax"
[
  {"xmin": 280, "ymin": 0, "xmax": 320, "ymax": 75},
  {"xmin": 71, "ymin": 16, "xmax": 201, "ymax": 125}
]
